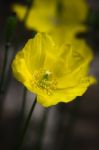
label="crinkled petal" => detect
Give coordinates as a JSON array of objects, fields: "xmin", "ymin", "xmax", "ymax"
[
  {"xmin": 12, "ymin": 51, "xmax": 33, "ymax": 85},
  {"xmin": 12, "ymin": 33, "xmax": 59, "ymax": 84},
  {"xmin": 37, "ymin": 76, "xmax": 96, "ymax": 107}
]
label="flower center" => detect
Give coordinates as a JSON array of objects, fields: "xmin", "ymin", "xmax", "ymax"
[{"xmin": 32, "ymin": 70, "xmax": 57, "ymax": 95}]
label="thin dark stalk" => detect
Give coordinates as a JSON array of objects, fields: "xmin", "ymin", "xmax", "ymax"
[
  {"xmin": 18, "ymin": 0, "xmax": 34, "ymax": 135},
  {"xmin": 20, "ymin": 87, "xmax": 27, "ymax": 121},
  {"xmin": 35, "ymin": 109, "xmax": 49, "ymax": 150},
  {"xmin": 0, "ymin": 43, "xmax": 10, "ymax": 94},
  {"xmin": 0, "ymin": 15, "xmax": 17, "ymax": 117},
  {"xmin": 61, "ymin": 98, "xmax": 81, "ymax": 150},
  {"xmin": 0, "ymin": 14, "xmax": 17, "ymax": 94},
  {"xmin": 15, "ymin": 96, "xmax": 37, "ymax": 150}
]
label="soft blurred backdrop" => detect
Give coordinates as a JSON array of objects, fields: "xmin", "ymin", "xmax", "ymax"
[{"xmin": 0, "ymin": 0, "xmax": 99, "ymax": 150}]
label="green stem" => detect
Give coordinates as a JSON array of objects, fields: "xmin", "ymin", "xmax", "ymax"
[
  {"xmin": 20, "ymin": 0, "xmax": 34, "ymax": 117},
  {"xmin": 18, "ymin": 0, "xmax": 35, "ymax": 131},
  {"xmin": 61, "ymin": 98, "xmax": 81, "ymax": 150},
  {"xmin": 0, "ymin": 43, "xmax": 10, "ymax": 94},
  {"xmin": 21, "ymin": 87, "xmax": 27, "ymax": 120},
  {"xmin": 0, "ymin": 14, "xmax": 17, "ymax": 94},
  {"xmin": 35, "ymin": 109, "xmax": 49, "ymax": 150},
  {"xmin": 15, "ymin": 96, "xmax": 37, "ymax": 150},
  {"xmin": 17, "ymin": 87, "xmax": 27, "ymax": 132}
]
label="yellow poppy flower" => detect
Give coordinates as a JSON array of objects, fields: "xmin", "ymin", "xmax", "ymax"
[
  {"xmin": 11, "ymin": 33, "xmax": 96, "ymax": 107},
  {"xmin": 12, "ymin": 0, "xmax": 57, "ymax": 32}
]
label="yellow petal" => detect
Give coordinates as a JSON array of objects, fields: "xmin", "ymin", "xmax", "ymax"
[
  {"xmin": 12, "ymin": 51, "xmax": 33, "ymax": 85},
  {"xmin": 61, "ymin": 0, "xmax": 89, "ymax": 24},
  {"xmin": 25, "ymin": 0, "xmax": 57, "ymax": 32},
  {"xmin": 12, "ymin": 33, "xmax": 58, "ymax": 91},
  {"xmin": 11, "ymin": 4, "xmax": 27, "ymax": 20},
  {"xmin": 23, "ymin": 33, "xmax": 59, "ymax": 72},
  {"xmin": 37, "ymin": 76, "xmax": 96, "ymax": 107},
  {"xmin": 49, "ymin": 25, "xmax": 87, "ymax": 46}
]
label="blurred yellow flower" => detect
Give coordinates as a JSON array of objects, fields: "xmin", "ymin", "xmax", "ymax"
[
  {"xmin": 11, "ymin": 33, "xmax": 96, "ymax": 107},
  {"xmin": 12, "ymin": 0, "xmax": 88, "ymax": 32},
  {"xmin": 12, "ymin": 0, "xmax": 57, "ymax": 32}
]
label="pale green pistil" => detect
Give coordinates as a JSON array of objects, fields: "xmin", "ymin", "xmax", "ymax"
[{"xmin": 42, "ymin": 70, "xmax": 51, "ymax": 80}]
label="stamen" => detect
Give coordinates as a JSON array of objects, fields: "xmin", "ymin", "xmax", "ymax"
[{"xmin": 32, "ymin": 70, "xmax": 57, "ymax": 95}]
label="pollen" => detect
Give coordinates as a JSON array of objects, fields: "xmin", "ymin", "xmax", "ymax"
[{"xmin": 32, "ymin": 70, "xmax": 57, "ymax": 95}]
